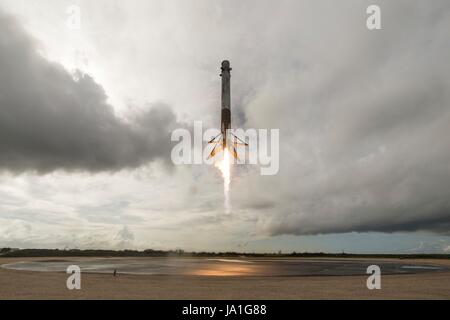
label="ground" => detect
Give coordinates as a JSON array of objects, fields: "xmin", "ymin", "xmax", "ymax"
[{"xmin": 0, "ymin": 257, "xmax": 449, "ymax": 299}]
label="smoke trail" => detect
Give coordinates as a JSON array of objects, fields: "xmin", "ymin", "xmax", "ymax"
[{"xmin": 215, "ymin": 149, "xmax": 231, "ymax": 214}]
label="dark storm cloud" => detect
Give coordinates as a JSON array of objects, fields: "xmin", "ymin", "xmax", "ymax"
[
  {"xmin": 0, "ymin": 11, "xmax": 177, "ymax": 173},
  {"xmin": 232, "ymin": 0, "xmax": 450, "ymax": 236},
  {"xmin": 1, "ymin": 0, "xmax": 450, "ymax": 240}
]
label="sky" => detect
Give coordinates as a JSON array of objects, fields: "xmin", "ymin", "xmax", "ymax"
[{"xmin": 1, "ymin": 0, "xmax": 450, "ymax": 253}]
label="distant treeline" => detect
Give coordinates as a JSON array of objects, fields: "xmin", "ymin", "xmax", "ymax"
[{"xmin": 0, "ymin": 247, "xmax": 449, "ymax": 259}]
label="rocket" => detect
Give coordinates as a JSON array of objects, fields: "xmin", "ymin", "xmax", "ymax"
[
  {"xmin": 221, "ymin": 60, "xmax": 232, "ymax": 141},
  {"xmin": 208, "ymin": 60, "xmax": 248, "ymax": 160}
]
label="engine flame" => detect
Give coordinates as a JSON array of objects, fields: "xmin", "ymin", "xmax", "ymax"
[{"xmin": 215, "ymin": 148, "xmax": 231, "ymax": 214}]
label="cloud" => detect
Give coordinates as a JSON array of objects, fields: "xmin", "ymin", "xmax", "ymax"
[
  {"xmin": 409, "ymin": 240, "xmax": 450, "ymax": 254},
  {"xmin": 0, "ymin": 10, "xmax": 178, "ymax": 173},
  {"xmin": 114, "ymin": 226, "xmax": 135, "ymax": 248},
  {"xmin": 230, "ymin": 0, "xmax": 450, "ymax": 236},
  {"xmin": 1, "ymin": 0, "xmax": 450, "ymax": 247}
]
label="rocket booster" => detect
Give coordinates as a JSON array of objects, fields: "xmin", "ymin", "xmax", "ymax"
[
  {"xmin": 221, "ymin": 60, "xmax": 232, "ymax": 137},
  {"xmin": 208, "ymin": 60, "xmax": 248, "ymax": 160}
]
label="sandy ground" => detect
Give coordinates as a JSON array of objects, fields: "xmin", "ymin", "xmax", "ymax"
[{"xmin": 0, "ymin": 257, "xmax": 449, "ymax": 300}]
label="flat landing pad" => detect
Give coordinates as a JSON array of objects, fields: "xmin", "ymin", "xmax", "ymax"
[{"xmin": 2, "ymin": 257, "xmax": 447, "ymax": 276}]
